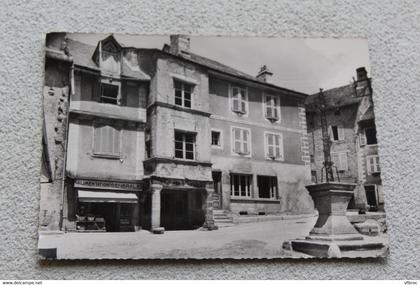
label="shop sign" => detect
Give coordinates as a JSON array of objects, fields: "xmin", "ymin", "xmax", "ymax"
[{"xmin": 74, "ymin": 179, "xmax": 142, "ymax": 191}]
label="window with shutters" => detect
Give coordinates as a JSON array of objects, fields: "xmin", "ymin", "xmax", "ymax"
[
  {"xmin": 174, "ymin": 80, "xmax": 193, "ymax": 108},
  {"xmin": 93, "ymin": 124, "xmax": 121, "ymax": 157},
  {"xmin": 329, "ymin": 125, "xmax": 344, "ymax": 141},
  {"xmin": 366, "ymin": 155, "xmax": 380, "ymax": 174},
  {"xmin": 230, "ymin": 86, "xmax": 248, "ymax": 115},
  {"xmin": 230, "ymin": 174, "xmax": 252, "ymax": 197},
  {"xmin": 174, "ymin": 131, "xmax": 195, "ymax": 160},
  {"xmin": 331, "ymin": 152, "xmax": 348, "ymax": 171},
  {"xmin": 263, "ymin": 94, "xmax": 281, "ymax": 122},
  {"xmin": 257, "ymin": 176, "xmax": 278, "ymax": 199},
  {"xmin": 231, "ymin": 127, "xmax": 251, "ymax": 157},
  {"xmin": 264, "ymin": 132, "xmax": 284, "ymax": 161}
]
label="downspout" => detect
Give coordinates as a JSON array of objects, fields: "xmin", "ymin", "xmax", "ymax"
[{"xmin": 59, "ymin": 63, "xmax": 74, "ymax": 231}]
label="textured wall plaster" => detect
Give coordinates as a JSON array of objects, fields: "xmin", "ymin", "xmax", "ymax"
[{"xmin": 0, "ymin": 0, "xmax": 419, "ymax": 280}]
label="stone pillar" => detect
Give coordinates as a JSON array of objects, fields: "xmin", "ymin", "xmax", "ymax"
[
  {"xmin": 203, "ymin": 186, "xmax": 218, "ymax": 230},
  {"xmin": 150, "ymin": 184, "xmax": 164, "ymax": 234}
]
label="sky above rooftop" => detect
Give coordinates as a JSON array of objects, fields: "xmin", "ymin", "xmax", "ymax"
[{"xmin": 68, "ymin": 33, "xmax": 370, "ymax": 94}]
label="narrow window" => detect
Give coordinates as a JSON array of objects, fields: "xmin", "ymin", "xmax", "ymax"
[
  {"xmin": 366, "ymin": 155, "xmax": 380, "ymax": 174},
  {"xmin": 174, "ymin": 131, "xmax": 195, "ymax": 160},
  {"xmin": 100, "ymin": 83, "xmax": 119, "ymax": 105},
  {"xmin": 265, "ymin": 133, "xmax": 284, "ymax": 160},
  {"xmin": 232, "ymin": 127, "xmax": 250, "ymax": 155},
  {"xmin": 265, "ymin": 95, "xmax": 280, "ymax": 121},
  {"xmin": 329, "ymin": 125, "xmax": 344, "ymax": 141},
  {"xmin": 365, "ymin": 127, "xmax": 377, "ymax": 145},
  {"xmin": 211, "ymin": 130, "xmax": 221, "ymax": 147},
  {"xmin": 230, "ymin": 174, "xmax": 252, "ymax": 197},
  {"xmin": 93, "ymin": 124, "xmax": 120, "ymax": 156},
  {"xmin": 257, "ymin": 176, "xmax": 277, "ymax": 199},
  {"xmin": 231, "ymin": 86, "xmax": 247, "ymax": 114},
  {"xmin": 174, "ymin": 80, "xmax": 193, "ymax": 108}
]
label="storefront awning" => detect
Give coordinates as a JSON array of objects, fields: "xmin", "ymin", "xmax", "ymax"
[{"xmin": 78, "ymin": 190, "xmax": 138, "ymax": 203}]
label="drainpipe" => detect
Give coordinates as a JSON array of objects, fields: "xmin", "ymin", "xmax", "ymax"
[{"xmin": 59, "ymin": 63, "xmax": 74, "ymax": 231}]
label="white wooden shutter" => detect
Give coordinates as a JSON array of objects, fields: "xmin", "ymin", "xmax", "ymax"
[
  {"xmin": 366, "ymin": 156, "xmax": 373, "ymax": 174},
  {"xmin": 331, "ymin": 153, "xmax": 339, "ymax": 168},
  {"xmin": 360, "ymin": 132, "xmax": 366, "ymax": 146},
  {"xmin": 242, "ymin": 129, "xmax": 249, "ymax": 154},
  {"xmin": 233, "ymin": 128, "xmax": 241, "ymax": 153},
  {"xmin": 339, "ymin": 152, "xmax": 348, "ymax": 171},
  {"xmin": 267, "ymin": 134, "xmax": 274, "ymax": 157},
  {"xmin": 338, "ymin": 127, "xmax": 345, "ymax": 141},
  {"xmin": 328, "ymin": 126, "xmax": 333, "ymax": 140}
]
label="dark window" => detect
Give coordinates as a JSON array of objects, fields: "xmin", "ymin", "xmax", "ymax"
[
  {"xmin": 174, "ymin": 80, "xmax": 193, "ymax": 108},
  {"xmin": 311, "ymin": 170, "xmax": 317, "ymax": 183},
  {"xmin": 211, "ymin": 131, "xmax": 221, "ymax": 146},
  {"xmin": 365, "ymin": 185, "xmax": 378, "ymax": 207},
  {"xmin": 257, "ymin": 176, "xmax": 277, "ymax": 199},
  {"xmin": 331, "ymin": 126, "xmax": 339, "ymax": 141},
  {"xmin": 100, "ymin": 83, "xmax": 118, "ymax": 105},
  {"xmin": 174, "ymin": 131, "xmax": 195, "ymax": 160},
  {"xmin": 230, "ymin": 174, "xmax": 252, "ymax": 197},
  {"xmin": 365, "ymin": 127, "xmax": 377, "ymax": 145},
  {"xmin": 145, "ymin": 140, "xmax": 151, "ymax": 159}
]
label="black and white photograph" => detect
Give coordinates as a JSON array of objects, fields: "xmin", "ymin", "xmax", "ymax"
[{"xmin": 38, "ymin": 33, "xmax": 388, "ymax": 259}]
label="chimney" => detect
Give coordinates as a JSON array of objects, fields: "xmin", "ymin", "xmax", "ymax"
[
  {"xmin": 256, "ymin": 65, "xmax": 273, "ymax": 83},
  {"xmin": 356, "ymin": 67, "xmax": 368, "ymax": 81},
  {"xmin": 354, "ymin": 66, "xmax": 371, "ymax": 96},
  {"xmin": 170, "ymin": 35, "xmax": 191, "ymax": 57}
]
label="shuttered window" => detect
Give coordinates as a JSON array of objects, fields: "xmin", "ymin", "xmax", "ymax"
[
  {"xmin": 331, "ymin": 152, "xmax": 348, "ymax": 171},
  {"xmin": 329, "ymin": 125, "xmax": 345, "ymax": 141},
  {"xmin": 93, "ymin": 124, "xmax": 120, "ymax": 156},
  {"xmin": 231, "ymin": 86, "xmax": 247, "ymax": 114},
  {"xmin": 232, "ymin": 127, "xmax": 250, "ymax": 155},
  {"xmin": 265, "ymin": 132, "xmax": 284, "ymax": 160},
  {"xmin": 264, "ymin": 94, "xmax": 280, "ymax": 121},
  {"xmin": 366, "ymin": 155, "xmax": 380, "ymax": 174}
]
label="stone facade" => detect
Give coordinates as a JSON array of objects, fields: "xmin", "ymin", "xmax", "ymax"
[
  {"xmin": 305, "ymin": 68, "xmax": 384, "ymax": 211},
  {"xmin": 40, "ymin": 34, "xmax": 315, "ymax": 233}
]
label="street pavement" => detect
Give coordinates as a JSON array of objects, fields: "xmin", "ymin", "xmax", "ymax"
[{"xmin": 39, "ymin": 216, "xmax": 317, "ymax": 259}]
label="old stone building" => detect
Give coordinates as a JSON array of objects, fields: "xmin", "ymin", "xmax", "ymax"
[
  {"xmin": 305, "ymin": 67, "xmax": 384, "ymax": 211},
  {"xmin": 40, "ymin": 33, "xmax": 313, "ymax": 234}
]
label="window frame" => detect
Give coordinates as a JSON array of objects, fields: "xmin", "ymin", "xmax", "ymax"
[
  {"xmin": 229, "ymin": 85, "xmax": 248, "ymax": 116},
  {"xmin": 365, "ymin": 127, "xmax": 378, "ymax": 145},
  {"xmin": 264, "ymin": 131, "xmax": 284, "ymax": 161},
  {"xmin": 210, "ymin": 128, "xmax": 223, "ymax": 149},
  {"xmin": 230, "ymin": 173, "xmax": 253, "ymax": 198},
  {"xmin": 100, "ymin": 82, "xmax": 120, "ymax": 105},
  {"xmin": 173, "ymin": 79, "xmax": 194, "ymax": 109},
  {"xmin": 231, "ymin": 126, "xmax": 252, "ymax": 158},
  {"xmin": 331, "ymin": 151, "xmax": 349, "ymax": 172},
  {"xmin": 92, "ymin": 122, "xmax": 121, "ymax": 158},
  {"xmin": 366, "ymin": 154, "xmax": 380, "ymax": 174},
  {"xmin": 174, "ymin": 130, "xmax": 196, "ymax": 161},
  {"xmin": 257, "ymin": 175, "xmax": 278, "ymax": 200},
  {"xmin": 329, "ymin": 125, "xmax": 345, "ymax": 142},
  {"xmin": 263, "ymin": 93, "xmax": 281, "ymax": 123}
]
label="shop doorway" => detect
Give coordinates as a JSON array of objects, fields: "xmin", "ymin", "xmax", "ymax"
[
  {"xmin": 77, "ymin": 202, "xmax": 136, "ymax": 232},
  {"xmin": 160, "ymin": 189, "xmax": 206, "ymax": 230}
]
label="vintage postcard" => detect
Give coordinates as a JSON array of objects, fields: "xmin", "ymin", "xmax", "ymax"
[{"xmin": 38, "ymin": 33, "xmax": 388, "ymax": 259}]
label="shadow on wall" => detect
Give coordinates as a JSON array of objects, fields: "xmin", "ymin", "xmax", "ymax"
[{"xmin": 284, "ymin": 178, "xmax": 314, "ymax": 214}]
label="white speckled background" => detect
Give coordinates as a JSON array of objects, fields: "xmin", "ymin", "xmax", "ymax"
[{"xmin": 0, "ymin": 0, "xmax": 419, "ymax": 279}]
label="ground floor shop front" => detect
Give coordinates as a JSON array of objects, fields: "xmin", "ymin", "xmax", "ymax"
[{"xmin": 63, "ymin": 177, "xmax": 215, "ymax": 233}]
